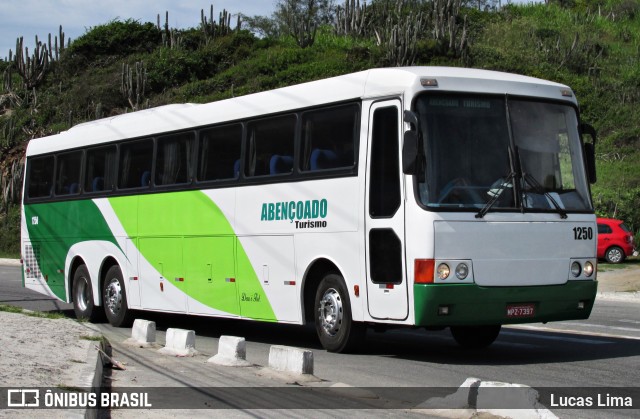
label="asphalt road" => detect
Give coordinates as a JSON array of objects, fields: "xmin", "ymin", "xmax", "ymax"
[{"xmin": 2, "ymin": 264, "xmax": 639, "ymax": 418}]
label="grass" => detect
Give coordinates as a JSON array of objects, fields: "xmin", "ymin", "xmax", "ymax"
[
  {"xmin": 0, "ymin": 303, "xmax": 66, "ymax": 319},
  {"xmin": 0, "ymin": 304, "xmax": 23, "ymax": 313},
  {"xmin": 597, "ymin": 256, "xmax": 640, "ymax": 272},
  {"xmin": 0, "ymin": 251, "xmax": 19, "ymax": 259}
]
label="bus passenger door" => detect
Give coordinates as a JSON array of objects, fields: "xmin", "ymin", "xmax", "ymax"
[{"xmin": 365, "ymin": 100, "xmax": 408, "ymax": 320}]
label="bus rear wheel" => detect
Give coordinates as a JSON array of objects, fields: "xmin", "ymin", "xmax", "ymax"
[
  {"xmin": 103, "ymin": 265, "xmax": 134, "ymax": 327},
  {"xmin": 72, "ymin": 265, "xmax": 103, "ymax": 322},
  {"xmin": 450, "ymin": 325, "xmax": 501, "ymax": 349},
  {"xmin": 314, "ymin": 273, "xmax": 364, "ymax": 353}
]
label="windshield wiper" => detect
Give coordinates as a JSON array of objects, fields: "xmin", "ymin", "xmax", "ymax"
[
  {"xmin": 476, "ymin": 171, "xmax": 516, "ymax": 219},
  {"xmin": 521, "ymin": 172, "xmax": 568, "ymax": 219}
]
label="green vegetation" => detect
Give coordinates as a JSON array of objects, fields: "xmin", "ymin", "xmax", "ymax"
[
  {"xmin": 0, "ymin": 303, "xmax": 66, "ymax": 319},
  {"xmin": 1, "ymin": 0, "xmax": 639, "ymax": 253}
]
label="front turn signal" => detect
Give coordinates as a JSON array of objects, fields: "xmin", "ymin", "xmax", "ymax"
[{"xmin": 415, "ymin": 259, "xmax": 435, "ymax": 284}]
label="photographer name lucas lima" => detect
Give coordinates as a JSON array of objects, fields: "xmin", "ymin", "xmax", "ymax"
[{"xmin": 550, "ymin": 393, "xmax": 633, "ymax": 407}]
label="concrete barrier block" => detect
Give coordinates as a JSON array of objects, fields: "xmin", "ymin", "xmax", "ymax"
[
  {"xmin": 415, "ymin": 377, "xmax": 557, "ymax": 419},
  {"xmin": 158, "ymin": 328, "xmax": 197, "ymax": 357},
  {"xmin": 124, "ymin": 319, "xmax": 156, "ymax": 347},
  {"xmin": 208, "ymin": 335, "xmax": 251, "ymax": 367},
  {"xmin": 268, "ymin": 345, "xmax": 313, "ymax": 375}
]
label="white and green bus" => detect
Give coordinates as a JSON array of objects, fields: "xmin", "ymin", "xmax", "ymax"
[{"xmin": 21, "ymin": 67, "xmax": 598, "ymax": 352}]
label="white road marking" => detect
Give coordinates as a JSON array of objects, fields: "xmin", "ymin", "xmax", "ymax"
[
  {"xmin": 558, "ymin": 321, "xmax": 640, "ymax": 333},
  {"xmin": 505, "ymin": 324, "xmax": 640, "ymax": 341},
  {"xmin": 501, "ymin": 328, "xmax": 613, "ymax": 345}
]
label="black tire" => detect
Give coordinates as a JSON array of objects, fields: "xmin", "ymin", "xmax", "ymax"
[
  {"xmin": 605, "ymin": 246, "xmax": 625, "ymax": 264},
  {"xmin": 450, "ymin": 325, "xmax": 501, "ymax": 349},
  {"xmin": 102, "ymin": 265, "xmax": 134, "ymax": 327},
  {"xmin": 72, "ymin": 265, "xmax": 104, "ymax": 322},
  {"xmin": 314, "ymin": 273, "xmax": 364, "ymax": 353}
]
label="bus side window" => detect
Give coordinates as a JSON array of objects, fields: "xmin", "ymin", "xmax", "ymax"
[
  {"xmin": 156, "ymin": 132, "xmax": 194, "ymax": 186},
  {"xmin": 198, "ymin": 124, "xmax": 242, "ymax": 181},
  {"xmin": 118, "ymin": 139, "xmax": 153, "ymax": 189},
  {"xmin": 84, "ymin": 145, "xmax": 116, "ymax": 192},
  {"xmin": 246, "ymin": 115, "xmax": 296, "ymax": 177},
  {"xmin": 27, "ymin": 156, "xmax": 54, "ymax": 199},
  {"xmin": 54, "ymin": 151, "xmax": 82, "ymax": 196},
  {"xmin": 301, "ymin": 103, "xmax": 359, "ymax": 171}
]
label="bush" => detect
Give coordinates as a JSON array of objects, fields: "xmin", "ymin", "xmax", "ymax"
[
  {"xmin": 67, "ymin": 20, "xmax": 161, "ymax": 62},
  {"xmin": 0, "ymin": 205, "xmax": 20, "ymax": 257}
]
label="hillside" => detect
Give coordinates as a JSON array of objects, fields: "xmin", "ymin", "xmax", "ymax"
[{"xmin": 1, "ymin": 0, "xmax": 639, "ymax": 255}]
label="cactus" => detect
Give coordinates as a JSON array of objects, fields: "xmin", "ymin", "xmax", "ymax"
[
  {"xmin": 121, "ymin": 61, "xmax": 147, "ymax": 111},
  {"xmin": 14, "ymin": 36, "xmax": 50, "ymax": 90},
  {"xmin": 2, "ymin": 66, "xmax": 12, "ymax": 93},
  {"xmin": 335, "ymin": 0, "xmax": 369, "ymax": 37},
  {"xmin": 201, "ymin": 4, "xmax": 238, "ymax": 43},
  {"xmin": 47, "ymin": 26, "xmax": 66, "ymax": 61}
]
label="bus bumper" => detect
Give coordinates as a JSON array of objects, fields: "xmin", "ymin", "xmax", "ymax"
[{"xmin": 414, "ymin": 281, "xmax": 597, "ymax": 326}]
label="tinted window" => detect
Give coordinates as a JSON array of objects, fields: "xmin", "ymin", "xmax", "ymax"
[
  {"xmin": 27, "ymin": 156, "xmax": 54, "ymax": 198},
  {"xmin": 85, "ymin": 146, "xmax": 116, "ymax": 192},
  {"xmin": 156, "ymin": 132, "xmax": 194, "ymax": 186},
  {"xmin": 54, "ymin": 151, "xmax": 82, "ymax": 195},
  {"xmin": 198, "ymin": 124, "xmax": 242, "ymax": 181},
  {"xmin": 369, "ymin": 106, "xmax": 400, "ymax": 218},
  {"xmin": 246, "ymin": 115, "xmax": 296, "ymax": 177},
  {"xmin": 301, "ymin": 104, "xmax": 358, "ymax": 171},
  {"xmin": 598, "ymin": 224, "xmax": 612, "ymax": 234},
  {"xmin": 369, "ymin": 229, "xmax": 403, "ymax": 284},
  {"xmin": 118, "ymin": 139, "xmax": 153, "ymax": 189}
]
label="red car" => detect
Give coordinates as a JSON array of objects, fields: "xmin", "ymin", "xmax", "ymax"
[{"xmin": 597, "ymin": 218, "xmax": 638, "ymax": 263}]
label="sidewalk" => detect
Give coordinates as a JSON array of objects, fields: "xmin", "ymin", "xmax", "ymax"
[{"xmin": 0, "ymin": 310, "xmax": 102, "ymax": 418}]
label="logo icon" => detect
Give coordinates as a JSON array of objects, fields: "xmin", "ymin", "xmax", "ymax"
[{"xmin": 7, "ymin": 389, "xmax": 40, "ymax": 407}]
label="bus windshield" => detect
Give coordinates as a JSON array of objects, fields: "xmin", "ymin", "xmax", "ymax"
[{"xmin": 416, "ymin": 93, "xmax": 593, "ymax": 213}]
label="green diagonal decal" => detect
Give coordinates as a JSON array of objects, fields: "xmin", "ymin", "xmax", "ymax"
[
  {"xmin": 24, "ymin": 200, "xmax": 119, "ymax": 300},
  {"xmin": 109, "ymin": 190, "xmax": 276, "ymax": 320}
]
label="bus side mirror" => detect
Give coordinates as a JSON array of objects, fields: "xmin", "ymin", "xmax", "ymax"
[
  {"xmin": 580, "ymin": 123, "xmax": 597, "ymax": 184},
  {"xmin": 403, "ymin": 110, "xmax": 419, "ymax": 175}
]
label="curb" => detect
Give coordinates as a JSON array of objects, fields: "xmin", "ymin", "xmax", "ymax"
[
  {"xmin": 0, "ymin": 258, "xmax": 21, "ymax": 267},
  {"xmin": 84, "ymin": 339, "xmax": 106, "ymax": 419}
]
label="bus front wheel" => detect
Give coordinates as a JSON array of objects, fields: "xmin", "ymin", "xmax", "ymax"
[
  {"xmin": 314, "ymin": 273, "xmax": 364, "ymax": 353},
  {"xmin": 72, "ymin": 265, "xmax": 103, "ymax": 322},
  {"xmin": 103, "ymin": 265, "xmax": 134, "ymax": 327},
  {"xmin": 450, "ymin": 325, "xmax": 501, "ymax": 349}
]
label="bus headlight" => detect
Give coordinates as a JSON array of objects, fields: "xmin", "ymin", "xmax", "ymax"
[
  {"xmin": 437, "ymin": 263, "xmax": 450, "ymax": 280},
  {"xmin": 583, "ymin": 261, "xmax": 594, "ymax": 277},
  {"xmin": 455, "ymin": 263, "xmax": 469, "ymax": 280},
  {"xmin": 571, "ymin": 262, "xmax": 582, "ymax": 277}
]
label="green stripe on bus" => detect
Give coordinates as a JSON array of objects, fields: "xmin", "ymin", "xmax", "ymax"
[
  {"xmin": 24, "ymin": 200, "xmax": 119, "ymax": 300},
  {"xmin": 414, "ymin": 281, "xmax": 597, "ymax": 326},
  {"xmin": 109, "ymin": 191, "xmax": 276, "ymax": 320}
]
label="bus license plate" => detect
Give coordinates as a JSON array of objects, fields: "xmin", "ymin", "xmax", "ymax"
[{"xmin": 506, "ymin": 303, "xmax": 535, "ymax": 318}]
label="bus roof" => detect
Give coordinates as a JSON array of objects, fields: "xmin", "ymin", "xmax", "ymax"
[{"xmin": 26, "ymin": 66, "xmax": 575, "ymax": 156}]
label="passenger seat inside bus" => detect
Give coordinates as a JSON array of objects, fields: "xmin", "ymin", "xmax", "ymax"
[
  {"xmin": 141, "ymin": 171, "xmax": 151, "ymax": 187},
  {"xmin": 91, "ymin": 177, "xmax": 104, "ymax": 192},
  {"xmin": 269, "ymin": 155, "xmax": 293, "ymax": 175},
  {"xmin": 310, "ymin": 149, "xmax": 338, "ymax": 170}
]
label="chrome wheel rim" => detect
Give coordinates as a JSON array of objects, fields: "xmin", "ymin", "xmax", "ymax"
[
  {"xmin": 105, "ymin": 277, "xmax": 122, "ymax": 316},
  {"xmin": 76, "ymin": 277, "xmax": 90, "ymax": 312},
  {"xmin": 319, "ymin": 288, "xmax": 343, "ymax": 337}
]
